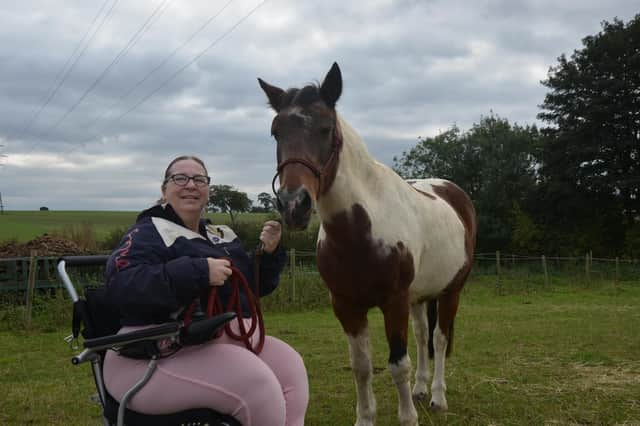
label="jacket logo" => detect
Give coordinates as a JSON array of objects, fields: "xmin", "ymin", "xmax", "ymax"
[
  {"xmin": 115, "ymin": 228, "xmax": 139, "ymax": 271},
  {"xmin": 205, "ymin": 224, "xmax": 237, "ymax": 244}
]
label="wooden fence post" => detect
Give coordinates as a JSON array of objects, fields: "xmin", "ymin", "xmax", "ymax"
[
  {"xmin": 496, "ymin": 250, "xmax": 502, "ymax": 295},
  {"xmin": 25, "ymin": 250, "xmax": 38, "ymax": 328},
  {"xmin": 542, "ymin": 255, "xmax": 549, "ymax": 289},
  {"xmin": 290, "ymin": 248, "xmax": 296, "ymax": 303},
  {"xmin": 585, "ymin": 253, "xmax": 591, "ymax": 284}
]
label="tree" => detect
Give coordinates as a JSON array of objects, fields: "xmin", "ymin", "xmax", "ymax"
[
  {"xmin": 207, "ymin": 184, "xmax": 252, "ymax": 226},
  {"xmin": 536, "ymin": 15, "xmax": 640, "ymax": 254},
  {"xmin": 257, "ymin": 192, "xmax": 276, "ymax": 212},
  {"xmin": 538, "ymin": 15, "xmax": 640, "ymax": 223},
  {"xmin": 393, "ymin": 113, "xmax": 541, "ymax": 251}
]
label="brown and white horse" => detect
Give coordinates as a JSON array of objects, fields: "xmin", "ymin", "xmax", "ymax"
[{"xmin": 259, "ymin": 63, "xmax": 476, "ymax": 426}]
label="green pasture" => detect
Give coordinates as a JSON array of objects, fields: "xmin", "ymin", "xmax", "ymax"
[
  {"xmin": 0, "ymin": 210, "xmax": 274, "ymax": 243},
  {"xmin": 1, "ymin": 276, "xmax": 639, "ymax": 425}
]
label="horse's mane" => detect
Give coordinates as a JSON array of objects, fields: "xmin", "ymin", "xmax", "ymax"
[{"xmin": 281, "ymin": 83, "xmax": 322, "ymax": 109}]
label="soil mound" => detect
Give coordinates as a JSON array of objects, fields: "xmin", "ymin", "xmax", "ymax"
[{"xmin": 0, "ymin": 235, "xmax": 85, "ymax": 258}]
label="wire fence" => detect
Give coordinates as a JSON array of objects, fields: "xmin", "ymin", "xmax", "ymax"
[
  {"xmin": 473, "ymin": 251, "xmax": 639, "ymax": 287},
  {"xmin": 281, "ymin": 249, "xmax": 640, "ymax": 283},
  {"xmin": 263, "ymin": 250, "xmax": 640, "ymax": 309},
  {"xmin": 2, "ymin": 250, "xmax": 639, "ymax": 313}
]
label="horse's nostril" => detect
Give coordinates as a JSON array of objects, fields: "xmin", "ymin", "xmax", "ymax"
[{"xmin": 299, "ymin": 190, "xmax": 311, "ymax": 212}]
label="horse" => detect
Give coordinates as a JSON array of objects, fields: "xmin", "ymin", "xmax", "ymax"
[{"xmin": 258, "ymin": 63, "xmax": 476, "ymax": 426}]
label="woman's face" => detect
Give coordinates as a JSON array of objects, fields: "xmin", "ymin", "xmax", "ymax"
[{"xmin": 162, "ymin": 159, "xmax": 209, "ymax": 221}]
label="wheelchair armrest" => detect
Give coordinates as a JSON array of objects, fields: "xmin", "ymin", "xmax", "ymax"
[
  {"xmin": 79, "ymin": 312, "xmax": 237, "ymax": 354},
  {"xmin": 181, "ymin": 312, "xmax": 237, "ymax": 346},
  {"xmin": 83, "ymin": 322, "xmax": 181, "ymax": 352}
]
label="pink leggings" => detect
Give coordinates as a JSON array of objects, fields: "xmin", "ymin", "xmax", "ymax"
[{"xmin": 103, "ymin": 318, "xmax": 309, "ymax": 426}]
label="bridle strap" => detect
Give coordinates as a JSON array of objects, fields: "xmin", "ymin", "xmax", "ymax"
[{"xmin": 271, "ymin": 130, "xmax": 343, "ymax": 202}]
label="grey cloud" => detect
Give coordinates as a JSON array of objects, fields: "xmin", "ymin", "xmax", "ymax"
[{"xmin": 0, "ymin": 1, "xmax": 637, "ymax": 210}]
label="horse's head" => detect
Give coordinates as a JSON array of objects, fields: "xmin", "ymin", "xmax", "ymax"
[{"xmin": 258, "ymin": 62, "xmax": 343, "ymax": 230}]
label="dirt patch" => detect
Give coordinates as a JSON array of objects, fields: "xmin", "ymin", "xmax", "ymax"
[
  {"xmin": 572, "ymin": 362, "xmax": 640, "ymax": 391},
  {"xmin": 0, "ymin": 235, "xmax": 85, "ymax": 258}
]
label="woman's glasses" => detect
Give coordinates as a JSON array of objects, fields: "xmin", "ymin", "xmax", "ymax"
[{"xmin": 165, "ymin": 174, "xmax": 211, "ymax": 187}]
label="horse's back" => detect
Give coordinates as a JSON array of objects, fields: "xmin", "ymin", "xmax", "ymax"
[
  {"xmin": 407, "ymin": 178, "xmax": 476, "ymax": 239},
  {"xmin": 404, "ymin": 178, "xmax": 476, "ymax": 300}
]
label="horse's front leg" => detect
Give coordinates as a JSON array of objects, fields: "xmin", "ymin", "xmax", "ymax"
[
  {"xmin": 333, "ymin": 299, "xmax": 376, "ymax": 426},
  {"xmin": 382, "ymin": 293, "xmax": 419, "ymax": 426},
  {"xmin": 409, "ymin": 301, "xmax": 431, "ymax": 401}
]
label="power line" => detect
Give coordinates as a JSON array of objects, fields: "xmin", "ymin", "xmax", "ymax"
[
  {"xmin": 23, "ymin": 0, "xmax": 268, "ymax": 160},
  {"xmin": 24, "ymin": 0, "xmax": 172, "ymax": 156},
  {"xmin": 86, "ymin": 0, "xmax": 236, "ymax": 132},
  {"xmin": 41, "ymin": 0, "xmax": 171, "ymax": 141},
  {"xmin": 112, "ymin": 0, "xmax": 268, "ymax": 125},
  {"xmin": 15, "ymin": 0, "xmax": 117, "ymax": 142}
]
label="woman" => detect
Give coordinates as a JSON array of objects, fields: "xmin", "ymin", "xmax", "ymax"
[{"xmin": 103, "ymin": 155, "xmax": 309, "ymax": 426}]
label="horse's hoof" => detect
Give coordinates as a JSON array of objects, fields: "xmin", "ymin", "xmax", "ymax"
[
  {"xmin": 429, "ymin": 400, "xmax": 448, "ymax": 412},
  {"xmin": 354, "ymin": 416, "xmax": 376, "ymax": 426},
  {"xmin": 412, "ymin": 392, "xmax": 428, "ymax": 402}
]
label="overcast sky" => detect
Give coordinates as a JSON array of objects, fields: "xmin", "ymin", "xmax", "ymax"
[{"xmin": 0, "ymin": 0, "xmax": 637, "ymax": 211}]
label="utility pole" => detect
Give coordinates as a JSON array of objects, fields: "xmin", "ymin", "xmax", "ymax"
[{"xmin": 0, "ymin": 144, "xmax": 5, "ymax": 213}]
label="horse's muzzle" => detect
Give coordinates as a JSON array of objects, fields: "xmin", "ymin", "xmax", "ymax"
[{"xmin": 277, "ymin": 187, "xmax": 312, "ymax": 230}]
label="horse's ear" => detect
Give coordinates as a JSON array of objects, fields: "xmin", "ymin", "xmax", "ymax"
[
  {"xmin": 320, "ymin": 62, "xmax": 342, "ymax": 109},
  {"xmin": 258, "ymin": 78, "xmax": 285, "ymax": 112}
]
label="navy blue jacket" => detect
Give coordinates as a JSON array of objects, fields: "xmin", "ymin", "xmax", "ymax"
[{"xmin": 105, "ymin": 204, "xmax": 286, "ymax": 326}]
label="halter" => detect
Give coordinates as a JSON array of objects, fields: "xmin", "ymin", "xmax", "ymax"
[{"xmin": 271, "ymin": 129, "xmax": 343, "ymax": 207}]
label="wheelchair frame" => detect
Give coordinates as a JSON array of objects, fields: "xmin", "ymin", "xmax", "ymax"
[{"xmin": 58, "ymin": 255, "xmax": 241, "ymax": 426}]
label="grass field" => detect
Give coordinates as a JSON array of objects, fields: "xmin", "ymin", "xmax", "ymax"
[
  {"xmin": 0, "ymin": 210, "xmax": 275, "ymax": 243},
  {"xmin": 1, "ymin": 277, "xmax": 639, "ymax": 425}
]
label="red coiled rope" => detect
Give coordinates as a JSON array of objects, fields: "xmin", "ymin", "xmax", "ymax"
[{"xmin": 184, "ymin": 257, "xmax": 265, "ymax": 354}]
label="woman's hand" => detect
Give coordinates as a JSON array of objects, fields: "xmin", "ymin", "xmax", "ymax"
[
  {"xmin": 207, "ymin": 258, "xmax": 232, "ymax": 286},
  {"xmin": 260, "ymin": 220, "xmax": 282, "ymax": 254}
]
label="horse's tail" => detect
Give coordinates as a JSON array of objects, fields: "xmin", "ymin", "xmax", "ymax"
[{"xmin": 427, "ymin": 299, "xmax": 454, "ymax": 358}]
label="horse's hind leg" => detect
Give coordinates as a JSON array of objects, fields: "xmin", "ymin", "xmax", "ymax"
[
  {"xmin": 431, "ymin": 289, "xmax": 461, "ymax": 411},
  {"xmin": 409, "ymin": 301, "xmax": 430, "ymax": 402},
  {"xmin": 381, "ymin": 296, "xmax": 418, "ymax": 426}
]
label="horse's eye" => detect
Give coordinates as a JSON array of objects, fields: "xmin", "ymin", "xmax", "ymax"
[{"xmin": 319, "ymin": 127, "xmax": 332, "ymax": 136}]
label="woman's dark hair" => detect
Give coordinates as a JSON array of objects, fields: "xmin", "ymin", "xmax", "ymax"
[{"xmin": 161, "ymin": 155, "xmax": 208, "ymax": 190}]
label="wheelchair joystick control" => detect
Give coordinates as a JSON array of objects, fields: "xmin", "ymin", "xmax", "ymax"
[{"xmin": 191, "ymin": 297, "xmax": 207, "ymax": 322}]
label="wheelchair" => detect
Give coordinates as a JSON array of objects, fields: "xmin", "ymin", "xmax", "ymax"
[{"xmin": 58, "ymin": 255, "xmax": 242, "ymax": 426}]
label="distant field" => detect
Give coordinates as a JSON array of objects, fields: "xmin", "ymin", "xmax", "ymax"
[{"xmin": 0, "ymin": 211, "xmax": 274, "ymax": 243}]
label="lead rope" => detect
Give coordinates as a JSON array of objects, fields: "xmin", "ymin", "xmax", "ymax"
[{"xmin": 184, "ymin": 253, "xmax": 265, "ymax": 354}]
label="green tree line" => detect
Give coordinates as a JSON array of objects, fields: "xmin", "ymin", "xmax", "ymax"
[{"xmin": 394, "ymin": 15, "xmax": 640, "ymax": 257}]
